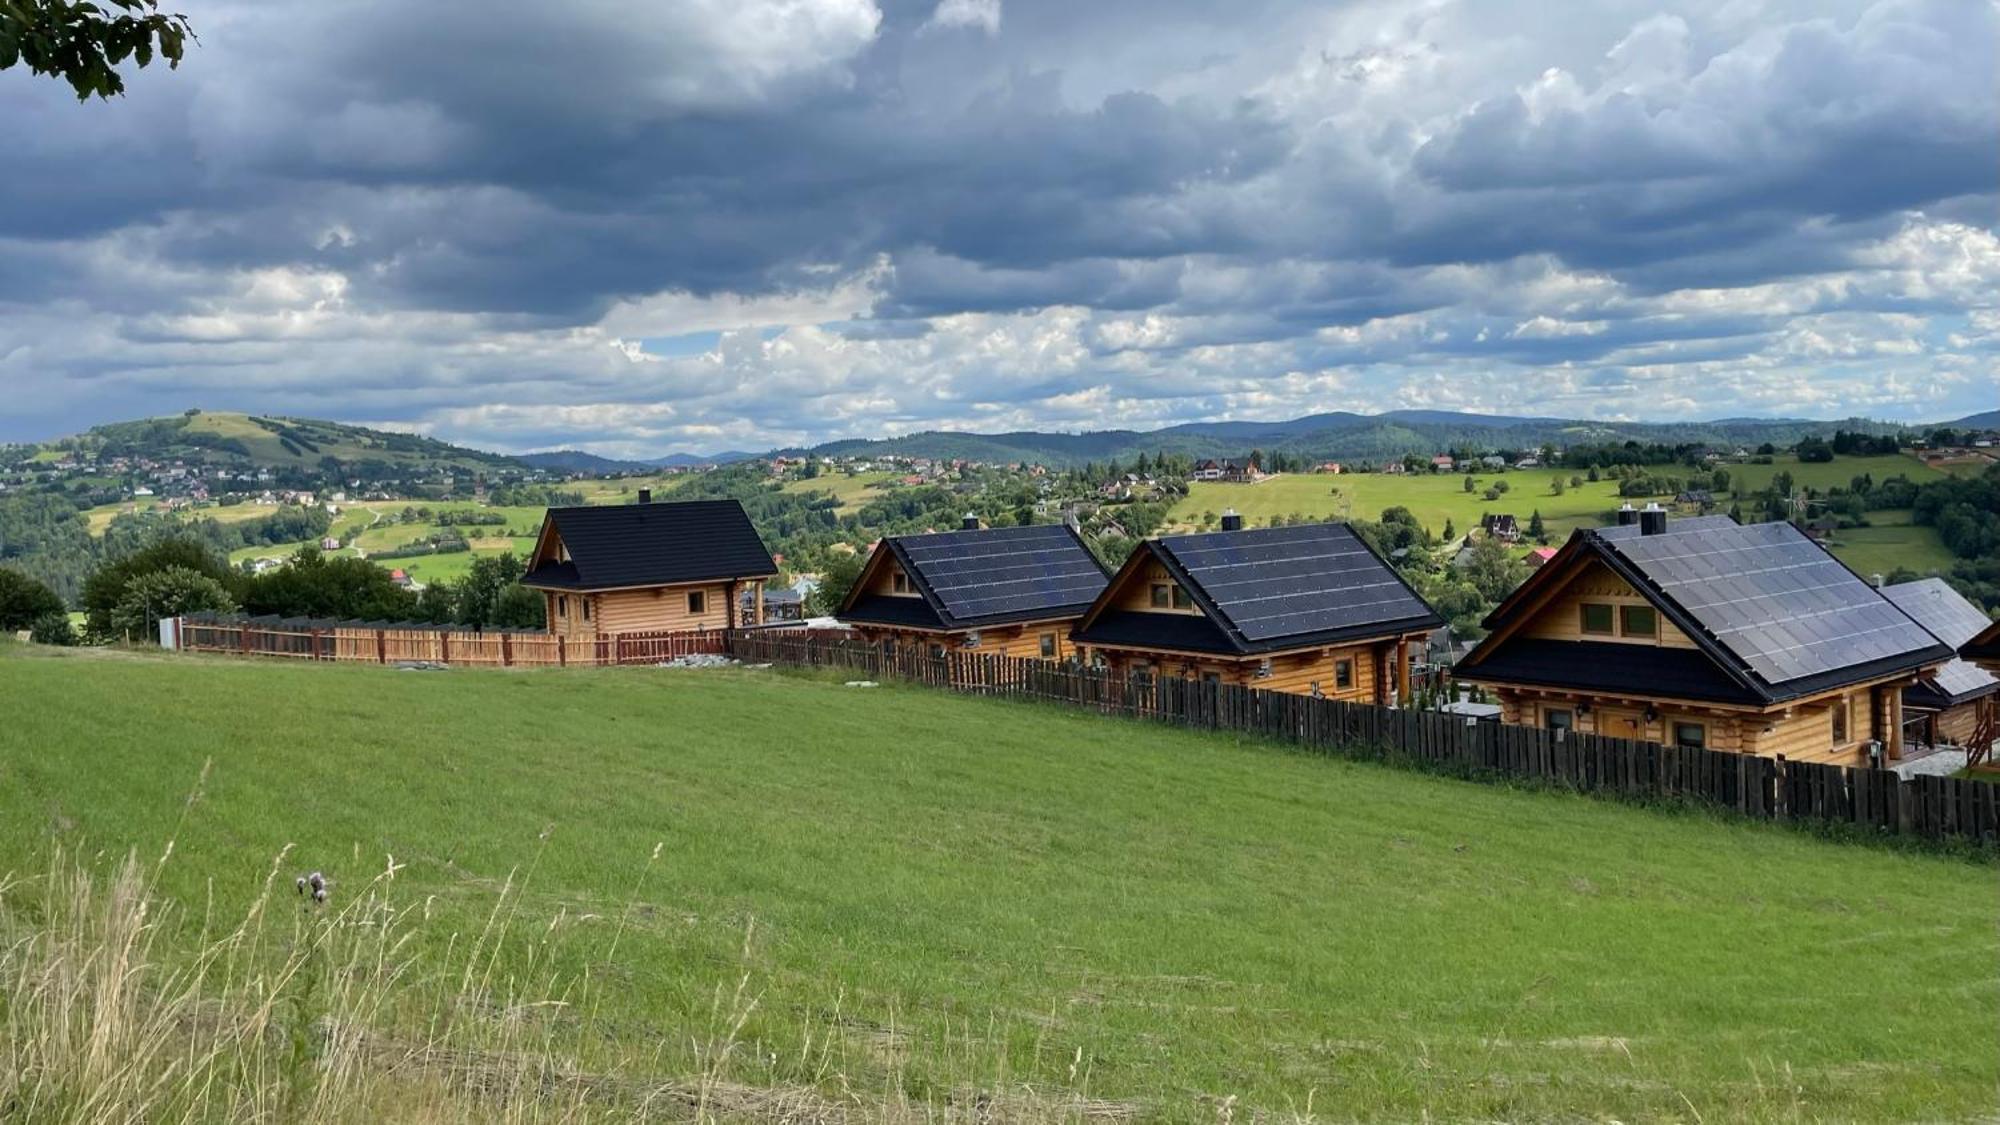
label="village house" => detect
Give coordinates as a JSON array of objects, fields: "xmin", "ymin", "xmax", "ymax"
[
  {"xmin": 1429, "ymin": 455, "xmax": 1455, "ymax": 472},
  {"xmin": 1880, "ymin": 579, "xmax": 1998, "ymax": 754},
  {"xmin": 1481, "ymin": 513, "xmax": 1521, "ymax": 543},
  {"xmin": 1069, "ymin": 513, "xmax": 1442, "ymax": 700},
  {"xmin": 837, "ymin": 519, "xmax": 1110, "ymax": 660},
  {"xmin": 521, "ymin": 492, "xmax": 778, "ymax": 639},
  {"xmin": 1453, "ymin": 509, "xmax": 1952, "ymax": 766},
  {"xmin": 1192, "ymin": 457, "xmax": 1267, "ymax": 483}
]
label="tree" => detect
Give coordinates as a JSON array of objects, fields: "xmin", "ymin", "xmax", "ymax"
[
  {"xmin": 454, "ymin": 553, "xmax": 531, "ymax": 629},
  {"xmin": 1458, "ymin": 537, "xmax": 1529, "ymax": 605},
  {"xmin": 81, "ymin": 537, "xmax": 234, "ymax": 641},
  {"xmin": 29, "ymin": 611, "xmax": 78, "ymax": 645},
  {"xmin": 1462, "ymin": 476, "xmax": 1476, "ymax": 493},
  {"xmin": 1441, "ymin": 517, "xmax": 1455, "ymax": 542},
  {"xmin": 1550, "ymin": 477, "xmax": 1566, "ymax": 496},
  {"xmin": 110, "ymin": 566, "xmax": 234, "ymax": 640},
  {"xmin": 1527, "ymin": 510, "xmax": 1546, "ymax": 542},
  {"xmin": 807, "ymin": 550, "xmax": 865, "ymax": 616},
  {"xmin": 239, "ymin": 547, "xmax": 416, "ymax": 621},
  {"xmin": 0, "ymin": 0, "xmax": 192, "ymax": 100},
  {"xmin": 0, "ymin": 566, "xmax": 65, "ymax": 631}
]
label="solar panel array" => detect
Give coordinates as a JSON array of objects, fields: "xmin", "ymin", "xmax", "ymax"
[
  {"xmin": 1594, "ymin": 513, "xmax": 1739, "ymax": 541},
  {"xmin": 1159, "ymin": 523, "xmax": 1435, "ymax": 644},
  {"xmin": 1608, "ymin": 520, "xmax": 1942, "ymax": 686},
  {"xmin": 899, "ymin": 524, "xmax": 1108, "ymax": 624},
  {"xmin": 1881, "ymin": 578, "xmax": 1993, "ymax": 648}
]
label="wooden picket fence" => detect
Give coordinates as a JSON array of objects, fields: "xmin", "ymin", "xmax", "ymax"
[
  {"xmin": 174, "ymin": 614, "xmax": 725, "ymax": 668},
  {"xmin": 727, "ymin": 629, "xmax": 2000, "ymax": 846}
]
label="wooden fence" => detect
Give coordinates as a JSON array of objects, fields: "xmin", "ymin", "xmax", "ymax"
[
  {"xmin": 174, "ymin": 614, "xmax": 726, "ymax": 668},
  {"xmin": 726, "ymin": 629, "xmax": 2000, "ymax": 846}
]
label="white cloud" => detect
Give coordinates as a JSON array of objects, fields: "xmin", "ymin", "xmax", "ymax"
[{"xmin": 925, "ymin": 0, "xmax": 1002, "ymax": 36}]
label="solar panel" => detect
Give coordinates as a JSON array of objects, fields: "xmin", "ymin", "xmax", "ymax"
[
  {"xmin": 1159, "ymin": 523, "xmax": 1436, "ymax": 644},
  {"xmin": 1932, "ymin": 658, "xmax": 1998, "ymax": 699},
  {"xmin": 897, "ymin": 524, "xmax": 1108, "ymax": 624},
  {"xmin": 1594, "ymin": 513, "xmax": 1739, "ymax": 540},
  {"xmin": 1881, "ymin": 578, "xmax": 1994, "ymax": 648},
  {"xmin": 1608, "ymin": 521, "xmax": 1942, "ymax": 686}
]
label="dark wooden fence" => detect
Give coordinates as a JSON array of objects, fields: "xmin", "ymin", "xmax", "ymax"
[{"xmin": 728, "ymin": 629, "xmax": 2000, "ymax": 846}]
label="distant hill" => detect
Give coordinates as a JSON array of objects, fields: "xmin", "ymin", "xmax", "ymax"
[
  {"xmin": 795, "ymin": 412, "xmax": 1909, "ymax": 468},
  {"xmin": 518, "ymin": 450, "xmax": 651, "ymax": 474},
  {"xmin": 48, "ymin": 411, "xmax": 526, "ymax": 478},
  {"xmin": 1939, "ymin": 410, "xmax": 2000, "ymax": 431},
  {"xmin": 643, "ymin": 451, "xmax": 762, "ymax": 468}
]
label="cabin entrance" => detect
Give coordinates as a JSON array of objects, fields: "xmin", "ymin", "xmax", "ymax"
[{"xmin": 1597, "ymin": 707, "xmax": 1646, "ymax": 740}]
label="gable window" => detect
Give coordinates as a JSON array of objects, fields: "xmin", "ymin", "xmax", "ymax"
[
  {"xmin": 1150, "ymin": 583, "xmax": 1172, "ymax": 608},
  {"xmin": 687, "ymin": 590, "xmax": 706, "ymax": 616},
  {"xmin": 1673, "ymin": 721, "xmax": 1706, "ymax": 749},
  {"xmin": 1334, "ymin": 659, "xmax": 1354, "ymax": 690},
  {"xmin": 1039, "ymin": 633, "xmax": 1057, "ymax": 659},
  {"xmin": 1170, "ymin": 586, "xmax": 1192, "ymax": 609},
  {"xmin": 1580, "ymin": 603, "xmax": 1615, "ymax": 636},
  {"xmin": 1831, "ymin": 696, "xmax": 1849, "ymax": 743},
  {"xmin": 1620, "ymin": 605, "xmax": 1658, "ymax": 638},
  {"xmin": 1544, "ymin": 708, "xmax": 1574, "ymax": 732},
  {"xmin": 892, "ymin": 572, "xmax": 909, "ymax": 594}
]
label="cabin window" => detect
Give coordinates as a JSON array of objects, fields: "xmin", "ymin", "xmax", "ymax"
[
  {"xmin": 1544, "ymin": 708, "xmax": 1574, "ymax": 732},
  {"xmin": 929, "ymin": 644, "xmax": 945, "ymax": 659},
  {"xmin": 892, "ymin": 572, "xmax": 909, "ymax": 594},
  {"xmin": 1620, "ymin": 605, "xmax": 1658, "ymax": 638},
  {"xmin": 1580, "ymin": 603, "xmax": 1615, "ymax": 636},
  {"xmin": 1334, "ymin": 659, "xmax": 1354, "ymax": 690},
  {"xmin": 1171, "ymin": 586, "xmax": 1192, "ymax": 609},
  {"xmin": 687, "ymin": 590, "xmax": 706, "ymax": 616},
  {"xmin": 1150, "ymin": 583, "xmax": 1171, "ymax": 608},
  {"xmin": 1673, "ymin": 721, "xmax": 1706, "ymax": 749},
  {"xmin": 581, "ymin": 598, "xmax": 591, "ymax": 622},
  {"xmin": 1039, "ymin": 633, "xmax": 1056, "ymax": 659},
  {"xmin": 556, "ymin": 595, "xmax": 568, "ymax": 618},
  {"xmin": 1831, "ymin": 696, "xmax": 1849, "ymax": 743}
]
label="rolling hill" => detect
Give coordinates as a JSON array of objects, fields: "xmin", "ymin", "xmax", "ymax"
[{"xmin": 79, "ymin": 410, "xmax": 522, "ymax": 475}]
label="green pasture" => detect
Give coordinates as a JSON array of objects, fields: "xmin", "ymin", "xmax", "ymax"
[{"xmin": 1170, "ymin": 468, "xmax": 1629, "ymax": 540}]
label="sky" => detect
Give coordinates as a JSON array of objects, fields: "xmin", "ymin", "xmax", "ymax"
[{"xmin": 2, "ymin": 0, "xmax": 1995, "ymax": 457}]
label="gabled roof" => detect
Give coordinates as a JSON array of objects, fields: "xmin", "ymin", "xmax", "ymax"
[
  {"xmin": 520, "ymin": 500, "xmax": 776, "ymax": 591},
  {"xmin": 1073, "ymin": 522, "xmax": 1442, "ymax": 656},
  {"xmin": 1965, "ymin": 619, "xmax": 2000, "ymax": 665},
  {"xmin": 1882, "ymin": 579, "xmax": 1999, "ymax": 708},
  {"xmin": 1461, "ymin": 517, "xmax": 1952, "ymax": 705},
  {"xmin": 838, "ymin": 523, "xmax": 1110, "ymax": 631}
]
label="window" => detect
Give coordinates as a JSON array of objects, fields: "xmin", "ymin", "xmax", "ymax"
[
  {"xmin": 962, "ymin": 630, "xmax": 980, "ymax": 649},
  {"xmin": 1170, "ymin": 586, "xmax": 1191, "ymax": 609},
  {"xmin": 1150, "ymin": 583, "xmax": 1171, "ymax": 608},
  {"xmin": 892, "ymin": 572, "xmax": 909, "ymax": 594},
  {"xmin": 1544, "ymin": 708, "xmax": 1574, "ymax": 732},
  {"xmin": 1620, "ymin": 604, "xmax": 1658, "ymax": 638},
  {"xmin": 1831, "ymin": 696, "xmax": 1849, "ymax": 743},
  {"xmin": 1334, "ymin": 659, "xmax": 1354, "ymax": 690},
  {"xmin": 581, "ymin": 598, "xmax": 591, "ymax": 622},
  {"xmin": 1039, "ymin": 633, "xmax": 1057, "ymax": 659},
  {"xmin": 687, "ymin": 590, "xmax": 706, "ymax": 615},
  {"xmin": 1255, "ymin": 658, "xmax": 1273, "ymax": 679},
  {"xmin": 1673, "ymin": 721, "xmax": 1706, "ymax": 749},
  {"xmin": 1580, "ymin": 603, "xmax": 1615, "ymax": 635},
  {"xmin": 556, "ymin": 595, "xmax": 568, "ymax": 618},
  {"xmin": 1201, "ymin": 671, "xmax": 1221, "ymax": 685}
]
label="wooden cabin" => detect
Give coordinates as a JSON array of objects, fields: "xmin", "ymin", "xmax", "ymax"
[
  {"xmin": 1454, "ymin": 510, "xmax": 1953, "ymax": 766},
  {"xmin": 1965, "ymin": 618, "xmax": 2000, "ymax": 675},
  {"xmin": 837, "ymin": 519, "xmax": 1110, "ymax": 660},
  {"xmin": 1880, "ymin": 579, "xmax": 1999, "ymax": 752},
  {"xmin": 520, "ymin": 493, "xmax": 777, "ymax": 639},
  {"xmin": 1068, "ymin": 515, "xmax": 1443, "ymax": 700}
]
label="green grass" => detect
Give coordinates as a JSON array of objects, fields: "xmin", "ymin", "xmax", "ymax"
[
  {"xmin": 1171, "ymin": 469, "xmax": 1630, "ymax": 539},
  {"xmin": 1, "ymin": 646, "xmax": 1993, "ymax": 1120},
  {"xmin": 1825, "ymin": 523, "xmax": 1958, "ymax": 577},
  {"xmin": 1727, "ymin": 453, "xmax": 1944, "ymax": 492},
  {"xmin": 782, "ymin": 469, "xmax": 896, "ymax": 513}
]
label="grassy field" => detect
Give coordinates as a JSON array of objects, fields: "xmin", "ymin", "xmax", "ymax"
[
  {"xmin": 782, "ymin": 469, "xmax": 897, "ymax": 513},
  {"xmin": 0, "ymin": 645, "xmax": 1993, "ymax": 1120},
  {"xmin": 1727, "ymin": 452, "xmax": 1945, "ymax": 493},
  {"xmin": 1822, "ymin": 509, "xmax": 1959, "ymax": 577},
  {"xmin": 1170, "ymin": 469, "xmax": 1630, "ymax": 540}
]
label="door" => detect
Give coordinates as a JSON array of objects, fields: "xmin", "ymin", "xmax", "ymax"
[{"xmin": 1597, "ymin": 707, "xmax": 1645, "ymax": 740}]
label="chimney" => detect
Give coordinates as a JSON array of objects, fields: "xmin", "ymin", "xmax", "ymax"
[
  {"xmin": 961, "ymin": 513, "xmax": 979, "ymax": 530},
  {"xmin": 1616, "ymin": 502, "xmax": 1638, "ymax": 527},
  {"xmin": 1870, "ymin": 572, "xmax": 1885, "ymax": 589},
  {"xmin": 636, "ymin": 488, "xmax": 652, "ymax": 504},
  {"xmin": 1220, "ymin": 508, "xmax": 1243, "ymax": 532},
  {"xmin": 1639, "ymin": 502, "xmax": 1667, "ymax": 536}
]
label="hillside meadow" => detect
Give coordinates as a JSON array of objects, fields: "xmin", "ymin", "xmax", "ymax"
[{"xmin": 0, "ymin": 644, "xmax": 1994, "ymax": 1121}]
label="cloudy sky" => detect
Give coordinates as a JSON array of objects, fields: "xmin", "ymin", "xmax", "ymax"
[{"xmin": 2, "ymin": 0, "xmax": 1994, "ymax": 456}]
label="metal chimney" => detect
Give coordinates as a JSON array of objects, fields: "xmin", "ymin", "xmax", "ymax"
[
  {"xmin": 1639, "ymin": 502, "xmax": 1667, "ymax": 536},
  {"xmin": 961, "ymin": 513, "xmax": 979, "ymax": 530},
  {"xmin": 1616, "ymin": 502, "xmax": 1638, "ymax": 527},
  {"xmin": 1220, "ymin": 509, "xmax": 1243, "ymax": 532},
  {"xmin": 637, "ymin": 488, "xmax": 652, "ymax": 504}
]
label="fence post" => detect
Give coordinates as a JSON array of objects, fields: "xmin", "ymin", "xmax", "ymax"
[
  {"xmin": 439, "ymin": 630, "xmax": 450, "ymax": 664},
  {"xmin": 557, "ymin": 634, "xmax": 567, "ymax": 667},
  {"xmin": 502, "ymin": 633, "xmax": 513, "ymax": 667},
  {"xmin": 239, "ymin": 623, "xmax": 250, "ymax": 655}
]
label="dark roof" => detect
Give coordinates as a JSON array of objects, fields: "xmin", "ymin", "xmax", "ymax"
[
  {"xmin": 1966, "ymin": 619, "xmax": 2000, "ymax": 664},
  {"xmin": 521, "ymin": 500, "xmax": 776, "ymax": 591},
  {"xmin": 841, "ymin": 524, "xmax": 1109, "ymax": 631},
  {"xmin": 1068, "ymin": 609, "xmax": 1240, "ymax": 655},
  {"xmin": 1458, "ymin": 639, "xmax": 1764, "ymax": 706},
  {"xmin": 1882, "ymin": 579, "xmax": 1999, "ymax": 707},
  {"xmin": 1466, "ymin": 516, "xmax": 1952, "ymax": 705},
  {"xmin": 841, "ymin": 593, "xmax": 946, "ymax": 630},
  {"xmin": 1075, "ymin": 522, "xmax": 1442, "ymax": 656}
]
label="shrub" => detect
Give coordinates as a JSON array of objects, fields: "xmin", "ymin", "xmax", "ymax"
[
  {"xmin": 0, "ymin": 567, "xmax": 65, "ymax": 631},
  {"xmin": 28, "ymin": 612, "xmax": 78, "ymax": 646}
]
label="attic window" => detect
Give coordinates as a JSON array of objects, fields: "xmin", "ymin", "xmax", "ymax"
[
  {"xmin": 1150, "ymin": 583, "xmax": 1171, "ymax": 608},
  {"xmin": 1171, "ymin": 586, "xmax": 1191, "ymax": 609},
  {"xmin": 892, "ymin": 572, "xmax": 909, "ymax": 594},
  {"xmin": 1620, "ymin": 605, "xmax": 1658, "ymax": 637},
  {"xmin": 1580, "ymin": 603, "xmax": 1615, "ymax": 636}
]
